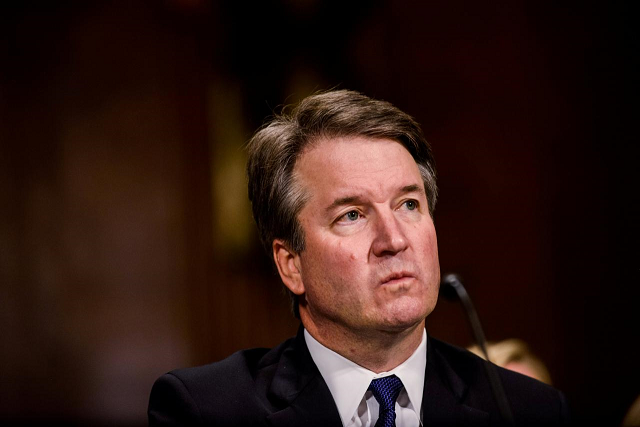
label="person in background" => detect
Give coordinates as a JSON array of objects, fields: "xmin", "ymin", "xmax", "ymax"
[
  {"xmin": 468, "ymin": 339, "xmax": 553, "ymax": 385},
  {"xmin": 622, "ymin": 395, "xmax": 640, "ymax": 427}
]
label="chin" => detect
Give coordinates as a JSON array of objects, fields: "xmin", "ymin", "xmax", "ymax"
[
  {"xmin": 390, "ymin": 297, "xmax": 435, "ymax": 325},
  {"xmin": 380, "ymin": 307, "xmax": 428, "ymax": 331}
]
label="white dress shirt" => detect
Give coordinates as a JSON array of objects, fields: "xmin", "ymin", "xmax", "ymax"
[{"xmin": 304, "ymin": 329, "xmax": 426, "ymax": 427}]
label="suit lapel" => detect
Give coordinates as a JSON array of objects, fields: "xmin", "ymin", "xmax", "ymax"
[
  {"xmin": 422, "ymin": 335, "xmax": 490, "ymax": 426},
  {"xmin": 265, "ymin": 327, "xmax": 342, "ymax": 427},
  {"xmin": 263, "ymin": 329, "xmax": 490, "ymax": 427}
]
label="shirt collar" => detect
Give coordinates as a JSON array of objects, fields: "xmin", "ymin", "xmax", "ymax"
[{"xmin": 304, "ymin": 328, "xmax": 427, "ymax": 427}]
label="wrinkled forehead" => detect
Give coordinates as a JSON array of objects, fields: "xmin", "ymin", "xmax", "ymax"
[
  {"xmin": 294, "ymin": 136, "xmax": 424, "ymax": 203},
  {"xmin": 298, "ymin": 135, "xmax": 418, "ymax": 168}
]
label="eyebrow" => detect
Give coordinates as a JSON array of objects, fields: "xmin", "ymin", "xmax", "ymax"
[
  {"xmin": 401, "ymin": 184, "xmax": 425, "ymax": 196},
  {"xmin": 325, "ymin": 195, "xmax": 364, "ymax": 215},
  {"xmin": 324, "ymin": 184, "xmax": 425, "ymax": 214}
]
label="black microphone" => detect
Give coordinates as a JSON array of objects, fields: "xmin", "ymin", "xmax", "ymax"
[{"xmin": 440, "ymin": 273, "xmax": 514, "ymax": 424}]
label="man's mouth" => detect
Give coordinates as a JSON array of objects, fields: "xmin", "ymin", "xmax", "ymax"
[{"xmin": 381, "ymin": 271, "xmax": 415, "ymax": 286}]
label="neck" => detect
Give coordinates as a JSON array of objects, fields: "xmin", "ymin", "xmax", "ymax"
[{"xmin": 302, "ymin": 314, "xmax": 425, "ymax": 373}]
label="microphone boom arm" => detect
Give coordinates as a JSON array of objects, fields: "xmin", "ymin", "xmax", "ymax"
[{"xmin": 441, "ymin": 274, "xmax": 514, "ymax": 425}]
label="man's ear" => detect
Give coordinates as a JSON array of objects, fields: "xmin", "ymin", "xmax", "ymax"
[{"xmin": 273, "ymin": 239, "xmax": 305, "ymax": 296}]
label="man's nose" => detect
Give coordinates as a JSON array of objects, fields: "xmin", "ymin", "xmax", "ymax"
[{"xmin": 371, "ymin": 211, "xmax": 409, "ymax": 257}]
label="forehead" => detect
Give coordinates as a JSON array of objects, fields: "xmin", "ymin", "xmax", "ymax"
[{"xmin": 294, "ymin": 136, "xmax": 423, "ymax": 202}]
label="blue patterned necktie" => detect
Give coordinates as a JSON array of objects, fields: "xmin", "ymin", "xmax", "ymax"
[{"xmin": 368, "ymin": 375, "xmax": 404, "ymax": 427}]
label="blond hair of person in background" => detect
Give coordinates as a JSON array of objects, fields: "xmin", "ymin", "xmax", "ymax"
[
  {"xmin": 468, "ymin": 339, "xmax": 553, "ymax": 385},
  {"xmin": 622, "ymin": 395, "xmax": 640, "ymax": 427}
]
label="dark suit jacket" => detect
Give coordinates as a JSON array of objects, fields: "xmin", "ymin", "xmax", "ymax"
[{"xmin": 148, "ymin": 328, "xmax": 570, "ymax": 426}]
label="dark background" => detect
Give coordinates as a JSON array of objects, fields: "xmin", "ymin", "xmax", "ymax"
[{"xmin": 1, "ymin": 1, "xmax": 637, "ymax": 425}]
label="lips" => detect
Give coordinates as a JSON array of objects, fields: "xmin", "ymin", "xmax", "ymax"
[{"xmin": 380, "ymin": 271, "xmax": 415, "ymax": 285}]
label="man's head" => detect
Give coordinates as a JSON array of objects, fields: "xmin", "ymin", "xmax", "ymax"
[{"xmin": 247, "ymin": 90, "xmax": 439, "ymax": 319}]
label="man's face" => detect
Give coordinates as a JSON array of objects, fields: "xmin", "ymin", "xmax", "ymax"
[{"xmin": 285, "ymin": 136, "xmax": 440, "ymax": 337}]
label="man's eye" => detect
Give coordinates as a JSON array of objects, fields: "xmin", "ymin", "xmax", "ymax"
[
  {"xmin": 344, "ymin": 211, "xmax": 360, "ymax": 221},
  {"xmin": 404, "ymin": 200, "xmax": 418, "ymax": 211}
]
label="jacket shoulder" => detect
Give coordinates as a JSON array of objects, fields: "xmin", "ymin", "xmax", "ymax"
[
  {"xmin": 429, "ymin": 337, "xmax": 571, "ymax": 425},
  {"xmin": 149, "ymin": 338, "xmax": 296, "ymax": 426}
]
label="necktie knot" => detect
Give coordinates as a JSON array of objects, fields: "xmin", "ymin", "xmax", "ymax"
[{"xmin": 368, "ymin": 375, "xmax": 404, "ymax": 427}]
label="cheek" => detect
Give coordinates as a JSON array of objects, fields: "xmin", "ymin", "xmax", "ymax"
[
  {"xmin": 330, "ymin": 250, "xmax": 360, "ymax": 276},
  {"xmin": 420, "ymin": 223, "xmax": 438, "ymax": 255},
  {"xmin": 314, "ymin": 242, "xmax": 365, "ymax": 290},
  {"xmin": 303, "ymin": 233, "xmax": 370, "ymax": 285},
  {"xmin": 304, "ymin": 239, "xmax": 356, "ymax": 277},
  {"xmin": 334, "ymin": 239, "xmax": 361, "ymax": 263},
  {"xmin": 428, "ymin": 233, "xmax": 439, "ymax": 260}
]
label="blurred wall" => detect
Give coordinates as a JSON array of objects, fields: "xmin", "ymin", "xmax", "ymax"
[{"xmin": 1, "ymin": 1, "xmax": 637, "ymax": 425}]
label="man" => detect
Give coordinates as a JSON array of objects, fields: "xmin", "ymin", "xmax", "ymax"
[{"xmin": 149, "ymin": 90, "xmax": 570, "ymax": 426}]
